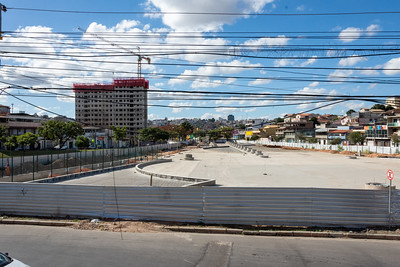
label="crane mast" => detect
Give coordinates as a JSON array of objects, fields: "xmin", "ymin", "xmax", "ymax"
[{"xmin": 78, "ymin": 27, "xmax": 150, "ymax": 78}]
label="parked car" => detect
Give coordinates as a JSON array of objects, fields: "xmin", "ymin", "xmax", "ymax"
[
  {"xmin": 54, "ymin": 145, "xmax": 68, "ymax": 150},
  {"xmin": 0, "ymin": 252, "xmax": 29, "ymax": 266}
]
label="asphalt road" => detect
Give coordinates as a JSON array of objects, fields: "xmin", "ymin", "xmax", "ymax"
[{"xmin": 1, "ymin": 225, "xmax": 400, "ymax": 267}]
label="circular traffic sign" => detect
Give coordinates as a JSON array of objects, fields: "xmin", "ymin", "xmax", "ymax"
[{"xmin": 387, "ymin": 169, "xmax": 394, "ymax": 180}]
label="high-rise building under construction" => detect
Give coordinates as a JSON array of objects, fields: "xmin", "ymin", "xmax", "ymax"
[{"xmin": 73, "ymin": 78, "xmax": 149, "ymax": 138}]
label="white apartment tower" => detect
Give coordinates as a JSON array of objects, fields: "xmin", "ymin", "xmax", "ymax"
[{"xmin": 74, "ymin": 78, "xmax": 149, "ymax": 138}]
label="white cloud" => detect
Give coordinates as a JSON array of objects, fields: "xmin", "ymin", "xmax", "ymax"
[
  {"xmin": 249, "ymin": 79, "xmax": 272, "ymax": 86},
  {"xmin": 171, "ymin": 60, "xmax": 261, "ymax": 88},
  {"xmin": 328, "ymin": 69, "xmax": 354, "ymax": 83},
  {"xmin": 300, "ymin": 56, "xmax": 317, "ymax": 66},
  {"xmin": 338, "ymin": 24, "xmax": 381, "ymax": 43},
  {"xmin": 274, "ymin": 58, "xmax": 296, "ymax": 67},
  {"xmin": 343, "ymin": 101, "xmax": 366, "ymax": 110},
  {"xmin": 168, "ymin": 102, "xmax": 192, "ymax": 113},
  {"xmin": 338, "ymin": 55, "xmax": 367, "ymax": 66},
  {"xmin": 244, "ymin": 35, "xmax": 290, "ymax": 48},
  {"xmin": 245, "ymin": 108, "xmax": 256, "ymax": 113},
  {"xmin": 365, "ymin": 24, "xmax": 381, "ymax": 36},
  {"xmin": 382, "ymin": 57, "xmax": 400, "ymax": 75},
  {"xmin": 296, "ymin": 5, "xmax": 305, "ymax": 11},
  {"xmin": 201, "ymin": 112, "xmax": 222, "ymax": 120},
  {"xmin": 309, "ymin": 82, "xmax": 319, "ymax": 87},
  {"xmin": 338, "ymin": 27, "xmax": 362, "ymax": 43},
  {"xmin": 359, "ymin": 68, "xmax": 379, "ymax": 76},
  {"xmin": 215, "ymin": 107, "xmax": 238, "ymax": 113},
  {"xmin": 146, "ymin": 0, "xmax": 274, "ymax": 31}
]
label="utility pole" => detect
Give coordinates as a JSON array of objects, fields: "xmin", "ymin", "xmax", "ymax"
[{"xmin": 0, "ymin": 3, "xmax": 7, "ymax": 40}]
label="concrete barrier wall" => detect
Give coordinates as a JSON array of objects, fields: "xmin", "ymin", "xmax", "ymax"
[
  {"xmin": 0, "ymin": 183, "xmax": 398, "ymax": 227},
  {"xmin": 238, "ymin": 140, "xmax": 400, "ymax": 155},
  {"xmin": 135, "ymin": 159, "xmax": 216, "ymax": 187}
]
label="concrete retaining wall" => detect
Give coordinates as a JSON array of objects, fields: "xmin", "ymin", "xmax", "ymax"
[{"xmin": 136, "ymin": 159, "xmax": 216, "ymax": 187}]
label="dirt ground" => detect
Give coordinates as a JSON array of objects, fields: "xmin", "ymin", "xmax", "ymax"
[{"xmin": 72, "ymin": 219, "xmax": 170, "ymax": 233}]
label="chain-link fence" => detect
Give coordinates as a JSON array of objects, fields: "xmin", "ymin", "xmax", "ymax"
[{"xmin": 0, "ymin": 143, "xmax": 180, "ymax": 182}]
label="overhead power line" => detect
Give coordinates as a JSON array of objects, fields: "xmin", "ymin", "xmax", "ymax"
[{"xmin": 6, "ymin": 7, "xmax": 400, "ymax": 16}]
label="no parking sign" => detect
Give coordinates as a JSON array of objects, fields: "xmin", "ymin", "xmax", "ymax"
[
  {"xmin": 387, "ymin": 169, "xmax": 394, "ymax": 181},
  {"xmin": 387, "ymin": 169, "xmax": 394, "ymax": 217}
]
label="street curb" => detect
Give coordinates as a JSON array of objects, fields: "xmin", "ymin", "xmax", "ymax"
[
  {"xmin": 0, "ymin": 219, "xmax": 78, "ymax": 227},
  {"xmin": 165, "ymin": 226, "xmax": 400, "ymax": 241}
]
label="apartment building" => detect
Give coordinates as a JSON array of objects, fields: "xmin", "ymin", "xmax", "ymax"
[
  {"xmin": 73, "ymin": 78, "xmax": 149, "ymax": 138},
  {"xmin": 386, "ymin": 96, "xmax": 400, "ymax": 109}
]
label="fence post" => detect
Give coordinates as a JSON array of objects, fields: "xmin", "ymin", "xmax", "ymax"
[
  {"xmin": 32, "ymin": 154, "xmax": 35, "ymax": 181},
  {"xmin": 102, "ymin": 149, "xmax": 105, "ymax": 170},
  {"xmin": 50, "ymin": 152, "xmax": 53, "ymax": 178},
  {"xmin": 11, "ymin": 150, "xmax": 13, "ymax": 182}
]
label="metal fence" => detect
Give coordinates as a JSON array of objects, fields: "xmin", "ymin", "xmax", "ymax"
[
  {"xmin": 0, "ymin": 183, "xmax": 398, "ymax": 227},
  {"xmin": 0, "ymin": 143, "xmax": 180, "ymax": 182},
  {"xmin": 240, "ymin": 140, "xmax": 400, "ymax": 155}
]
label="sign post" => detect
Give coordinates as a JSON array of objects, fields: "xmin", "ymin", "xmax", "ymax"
[{"xmin": 387, "ymin": 170, "xmax": 394, "ymax": 219}]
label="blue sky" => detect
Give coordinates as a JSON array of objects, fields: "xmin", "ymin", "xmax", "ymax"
[{"xmin": 1, "ymin": 0, "xmax": 400, "ymax": 121}]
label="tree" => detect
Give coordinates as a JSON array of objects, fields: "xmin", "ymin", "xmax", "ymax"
[
  {"xmin": 274, "ymin": 117, "xmax": 284, "ymax": 123},
  {"xmin": 159, "ymin": 124, "xmax": 179, "ymax": 140},
  {"xmin": 260, "ymin": 127, "xmax": 277, "ymax": 139},
  {"xmin": 17, "ymin": 132, "xmax": 39, "ymax": 150},
  {"xmin": 110, "ymin": 125, "xmax": 127, "ymax": 147},
  {"xmin": 348, "ymin": 131, "xmax": 365, "ymax": 145},
  {"xmin": 178, "ymin": 122, "xmax": 193, "ymax": 140},
  {"xmin": 371, "ymin": 104, "xmax": 386, "ymax": 110},
  {"xmin": 139, "ymin": 128, "xmax": 170, "ymax": 143},
  {"xmin": 330, "ymin": 138, "xmax": 342, "ymax": 145},
  {"xmin": 295, "ymin": 132, "xmax": 307, "ymax": 142},
  {"xmin": 74, "ymin": 135, "xmax": 90, "ymax": 149},
  {"xmin": 273, "ymin": 135, "xmax": 284, "ymax": 142},
  {"xmin": 207, "ymin": 129, "xmax": 221, "ymax": 141},
  {"xmin": 346, "ymin": 109, "xmax": 356, "ymax": 116},
  {"xmin": 238, "ymin": 124, "xmax": 246, "ymax": 130},
  {"xmin": 220, "ymin": 126, "xmax": 234, "ymax": 140},
  {"xmin": 193, "ymin": 129, "xmax": 207, "ymax": 141},
  {"xmin": 0, "ymin": 125, "xmax": 8, "ymax": 148},
  {"xmin": 309, "ymin": 117, "xmax": 319, "ymax": 127},
  {"xmin": 39, "ymin": 120, "xmax": 84, "ymax": 148},
  {"xmin": 386, "ymin": 105, "xmax": 394, "ymax": 111},
  {"xmin": 307, "ymin": 137, "xmax": 318, "ymax": 144},
  {"xmin": 250, "ymin": 135, "xmax": 260, "ymax": 141},
  {"xmin": 4, "ymin": 135, "xmax": 18, "ymax": 150},
  {"xmin": 392, "ymin": 134, "xmax": 400, "ymax": 147}
]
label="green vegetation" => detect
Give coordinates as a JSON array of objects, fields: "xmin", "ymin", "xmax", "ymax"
[
  {"xmin": 17, "ymin": 132, "xmax": 39, "ymax": 150},
  {"xmin": 307, "ymin": 137, "xmax": 318, "ymax": 144},
  {"xmin": 392, "ymin": 134, "xmax": 400, "ymax": 147},
  {"xmin": 207, "ymin": 129, "xmax": 221, "ymax": 141},
  {"xmin": 370, "ymin": 104, "xmax": 394, "ymax": 111},
  {"xmin": 346, "ymin": 109, "xmax": 356, "ymax": 116},
  {"xmin": 177, "ymin": 122, "xmax": 193, "ymax": 140},
  {"xmin": 330, "ymin": 138, "xmax": 342, "ymax": 145},
  {"xmin": 139, "ymin": 127, "xmax": 170, "ymax": 143},
  {"xmin": 219, "ymin": 126, "xmax": 234, "ymax": 140},
  {"xmin": 74, "ymin": 135, "xmax": 90, "ymax": 149},
  {"xmin": 348, "ymin": 131, "xmax": 365, "ymax": 145},
  {"xmin": 39, "ymin": 120, "xmax": 84, "ymax": 148}
]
